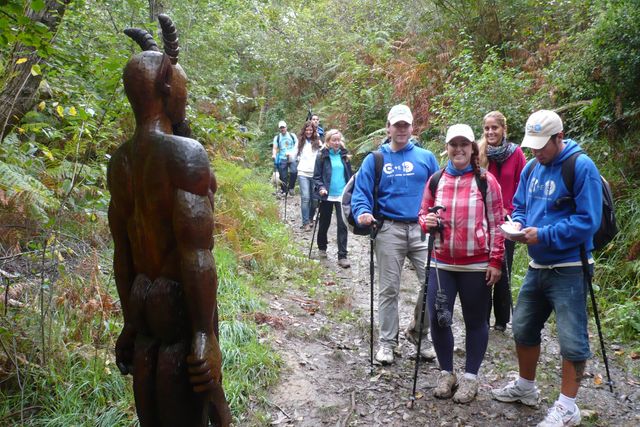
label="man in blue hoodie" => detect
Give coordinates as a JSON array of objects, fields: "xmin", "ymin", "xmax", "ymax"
[
  {"xmin": 492, "ymin": 110, "xmax": 602, "ymax": 427},
  {"xmin": 352, "ymin": 104, "xmax": 440, "ymax": 365}
]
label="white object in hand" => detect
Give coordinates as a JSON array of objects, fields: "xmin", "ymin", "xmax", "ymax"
[{"xmin": 500, "ymin": 223, "xmax": 525, "ymax": 238}]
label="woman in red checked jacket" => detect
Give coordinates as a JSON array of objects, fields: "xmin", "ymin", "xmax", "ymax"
[
  {"xmin": 478, "ymin": 111, "xmax": 527, "ymax": 332},
  {"xmin": 418, "ymin": 123, "xmax": 504, "ymax": 405}
]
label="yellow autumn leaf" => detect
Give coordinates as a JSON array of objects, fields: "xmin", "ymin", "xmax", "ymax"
[
  {"xmin": 68, "ymin": 106, "xmax": 77, "ymax": 116},
  {"xmin": 614, "ymin": 350, "xmax": 624, "ymax": 356},
  {"xmin": 594, "ymin": 373, "xmax": 603, "ymax": 385},
  {"xmin": 16, "ymin": 58, "xmax": 28, "ymax": 64},
  {"xmin": 30, "ymin": 64, "xmax": 41, "ymax": 76},
  {"xmin": 38, "ymin": 101, "xmax": 46, "ymax": 111},
  {"xmin": 56, "ymin": 105, "xmax": 64, "ymax": 118},
  {"xmin": 57, "ymin": 251, "xmax": 64, "ymax": 262},
  {"xmin": 17, "ymin": 127, "xmax": 25, "ymax": 134},
  {"xmin": 42, "ymin": 148, "xmax": 54, "ymax": 161}
]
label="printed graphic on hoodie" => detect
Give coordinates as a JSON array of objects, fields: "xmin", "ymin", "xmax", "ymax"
[{"xmin": 383, "ymin": 161, "xmax": 415, "ymax": 176}]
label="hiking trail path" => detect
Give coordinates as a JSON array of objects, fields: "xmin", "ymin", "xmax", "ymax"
[{"xmin": 250, "ymin": 195, "xmax": 640, "ymax": 426}]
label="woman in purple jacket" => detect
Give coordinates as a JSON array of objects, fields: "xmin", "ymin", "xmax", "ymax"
[{"xmin": 478, "ymin": 111, "xmax": 527, "ymax": 331}]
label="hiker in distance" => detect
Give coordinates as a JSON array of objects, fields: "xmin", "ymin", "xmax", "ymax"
[
  {"xmin": 296, "ymin": 121, "xmax": 322, "ymax": 231},
  {"xmin": 310, "ymin": 113, "xmax": 325, "ymax": 141},
  {"xmin": 313, "ymin": 129, "xmax": 353, "ymax": 268},
  {"xmin": 478, "ymin": 111, "xmax": 527, "ymax": 332},
  {"xmin": 272, "ymin": 120, "xmax": 298, "ymax": 196},
  {"xmin": 418, "ymin": 124, "xmax": 505, "ymax": 404},
  {"xmin": 351, "ymin": 104, "xmax": 440, "ymax": 365},
  {"xmin": 492, "ymin": 110, "xmax": 603, "ymax": 427}
]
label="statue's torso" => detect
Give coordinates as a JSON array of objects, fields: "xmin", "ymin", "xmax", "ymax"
[{"xmin": 109, "ymin": 131, "xmax": 213, "ymax": 281}]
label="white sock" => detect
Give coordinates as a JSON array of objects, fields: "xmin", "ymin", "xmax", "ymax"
[
  {"xmin": 463, "ymin": 372, "xmax": 477, "ymax": 380},
  {"xmin": 516, "ymin": 376, "xmax": 536, "ymax": 391},
  {"xmin": 557, "ymin": 393, "xmax": 577, "ymax": 412}
]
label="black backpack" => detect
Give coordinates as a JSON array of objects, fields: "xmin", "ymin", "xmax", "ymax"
[
  {"xmin": 525, "ymin": 152, "xmax": 618, "ymax": 251},
  {"xmin": 428, "ymin": 168, "xmax": 489, "ymax": 221},
  {"xmin": 341, "ymin": 152, "xmax": 384, "ymax": 235}
]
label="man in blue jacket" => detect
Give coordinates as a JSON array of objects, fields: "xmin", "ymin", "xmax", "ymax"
[
  {"xmin": 311, "ymin": 114, "xmax": 325, "ymax": 142},
  {"xmin": 272, "ymin": 121, "xmax": 298, "ymax": 195},
  {"xmin": 492, "ymin": 110, "xmax": 602, "ymax": 427},
  {"xmin": 352, "ymin": 104, "xmax": 440, "ymax": 365}
]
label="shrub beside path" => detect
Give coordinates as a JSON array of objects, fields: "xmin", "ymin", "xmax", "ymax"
[{"xmin": 255, "ymin": 196, "xmax": 640, "ymax": 426}]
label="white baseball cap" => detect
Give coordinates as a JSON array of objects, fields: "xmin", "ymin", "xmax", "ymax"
[
  {"xmin": 445, "ymin": 124, "xmax": 475, "ymax": 143},
  {"xmin": 278, "ymin": 120, "xmax": 287, "ymax": 128},
  {"xmin": 387, "ymin": 104, "xmax": 413, "ymax": 126},
  {"xmin": 522, "ymin": 110, "xmax": 563, "ymax": 149}
]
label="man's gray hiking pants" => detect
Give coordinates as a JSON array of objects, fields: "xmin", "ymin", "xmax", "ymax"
[{"xmin": 374, "ymin": 220, "xmax": 430, "ymax": 349}]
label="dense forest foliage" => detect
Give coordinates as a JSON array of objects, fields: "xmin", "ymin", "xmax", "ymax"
[{"xmin": 1, "ymin": 0, "xmax": 639, "ymax": 423}]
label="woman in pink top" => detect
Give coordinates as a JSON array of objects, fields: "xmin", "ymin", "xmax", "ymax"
[{"xmin": 478, "ymin": 111, "xmax": 527, "ymax": 332}]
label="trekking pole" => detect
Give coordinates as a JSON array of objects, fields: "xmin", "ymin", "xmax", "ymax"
[
  {"xmin": 579, "ymin": 245, "xmax": 613, "ymax": 392},
  {"xmin": 369, "ymin": 219, "xmax": 379, "ymax": 372},
  {"xmin": 588, "ymin": 277, "xmax": 613, "ymax": 392},
  {"xmin": 283, "ymin": 168, "xmax": 289, "ymax": 223},
  {"xmin": 410, "ymin": 205, "xmax": 445, "ymax": 408},
  {"xmin": 308, "ymin": 201, "xmax": 321, "ymax": 259},
  {"xmin": 272, "ymin": 160, "xmax": 278, "ymax": 195}
]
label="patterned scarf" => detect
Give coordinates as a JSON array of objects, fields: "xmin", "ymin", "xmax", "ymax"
[{"xmin": 487, "ymin": 137, "xmax": 517, "ymax": 164}]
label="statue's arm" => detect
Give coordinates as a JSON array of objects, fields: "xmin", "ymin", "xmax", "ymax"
[
  {"xmin": 173, "ymin": 185, "xmax": 221, "ymax": 392},
  {"xmin": 108, "ymin": 199, "xmax": 136, "ymax": 375}
]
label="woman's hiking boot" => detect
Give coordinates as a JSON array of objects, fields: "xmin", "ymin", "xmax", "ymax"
[
  {"xmin": 452, "ymin": 376, "xmax": 478, "ymax": 404},
  {"xmin": 338, "ymin": 258, "xmax": 351, "ymax": 268},
  {"xmin": 433, "ymin": 370, "xmax": 457, "ymax": 399}
]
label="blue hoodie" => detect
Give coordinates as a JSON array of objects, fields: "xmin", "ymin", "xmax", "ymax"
[
  {"xmin": 511, "ymin": 139, "xmax": 602, "ymax": 264},
  {"xmin": 352, "ymin": 142, "xmax": 439, "ymax": 222}
]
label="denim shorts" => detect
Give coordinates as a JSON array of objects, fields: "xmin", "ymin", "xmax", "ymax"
[{"xmin": 512, "ymin": 265, "xmax": 592, "ymax": 361}]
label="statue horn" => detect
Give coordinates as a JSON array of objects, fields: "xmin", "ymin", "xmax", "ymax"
[
  {"xmin": 158, "ymin": 14, "xmax": 179, "ymax": 64},
  {"xmin": 123, "ymin": 28, "xmax": 160, "ymax": 52}
]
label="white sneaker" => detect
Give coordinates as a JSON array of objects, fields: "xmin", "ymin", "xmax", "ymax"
[
  {"xmin": 537, "ymin": 402, "xmax": 581, "ymax": 427},
  {"xmin": 491, "ymin": 380, "xmax": 540, "ymax": 407},
  {"xmin": 375, "ymin": 346, "xmax": 394, "ymax": 364}
]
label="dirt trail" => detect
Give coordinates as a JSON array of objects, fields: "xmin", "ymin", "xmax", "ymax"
[{"xmin": 257, "ymin": 195, "xmax": 640, "ymax": 426}]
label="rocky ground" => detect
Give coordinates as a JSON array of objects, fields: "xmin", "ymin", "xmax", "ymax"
[{"xmin": 255, "ymin": 194, "xmax": 640, "ymax": 426}]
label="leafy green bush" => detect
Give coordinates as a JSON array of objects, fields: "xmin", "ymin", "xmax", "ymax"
[{"xmin": 430, "ymin": 39, "xmax": 545, "ymax": 142}]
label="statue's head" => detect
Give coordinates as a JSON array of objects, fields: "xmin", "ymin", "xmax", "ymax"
[{"xmin": 123, "ymin": 15, "xmax": 188, "ymax": 130}]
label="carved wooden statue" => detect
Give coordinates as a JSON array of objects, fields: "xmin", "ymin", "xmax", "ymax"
[{"xmin": 107, "ymin": 14, "xmax": 231, "ymax": 426}]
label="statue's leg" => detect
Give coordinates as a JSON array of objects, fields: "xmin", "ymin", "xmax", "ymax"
[
  {"xmin": 156, "ymin": 340, "xmax": 208, "ymax": 426},
  {"xmin": 130, "ymin": 274, "xmax": 161, "ymax": 427},
  {"xmin": 133, "ymin": 334, "xmax": 160, "ymax": 426},
  {"xmin": 146, "ymin": 277, "xmax": 207, "ymax": 426}
]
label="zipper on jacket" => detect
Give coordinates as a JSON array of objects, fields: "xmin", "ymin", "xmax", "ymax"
[{"xmin": 450, "ymin": 176, "xmax": 460, "ymax": 255}]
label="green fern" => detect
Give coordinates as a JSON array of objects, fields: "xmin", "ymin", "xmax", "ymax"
[{"xmin": 0, "ymin": 160, "xmax": 59, "ymax": 221}]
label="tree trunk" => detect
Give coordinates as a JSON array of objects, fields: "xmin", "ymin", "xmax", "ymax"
[
  {"xmin": 0, "ymin": 0, "xmax": 71, "ymax": 142},
  {"xmin": 147, "ymin": 0, "xmax": 164, "ymax": 22}
]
